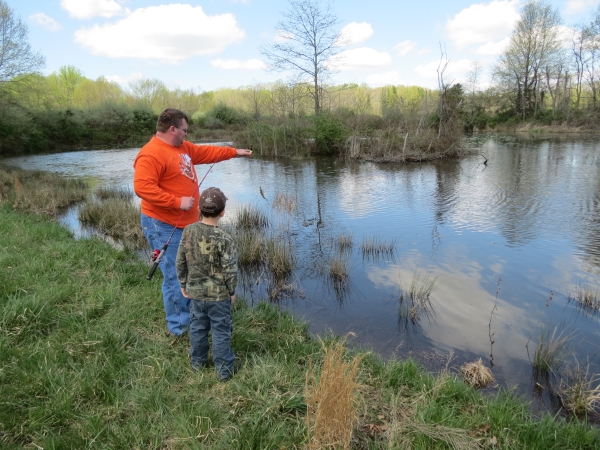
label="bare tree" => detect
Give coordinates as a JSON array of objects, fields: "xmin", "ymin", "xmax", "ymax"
[
  {"xmin": 261, "ymin": 0, "xmax": 341, "ymax": 115},
  {"xmin": 0, "ymin": 0, "xmax": 45, "ymax": 84}
]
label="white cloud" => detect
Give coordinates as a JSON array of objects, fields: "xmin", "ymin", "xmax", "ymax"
[
  {"xmin": 336, "ymin": 22, "xmax": 374, "ymax": 47},
  {"xmin": 414, "ymin": 58, "xmax": 473, "ymax": 81},
  {"xmin": 74, "ymin": 5, "xmax": 245, "ymax": 63},
  {"xmin": 475, "ymin": 37, "xmax": 510, "ymax": 55},
  {"xmin": 395, "ymin": 40, "xmax": 417, "ymax": 56},
  {"xmin": 105, "ymin": 72, "xmax": 144, "ymax": 86},
  {"xmin": 446, "ymin": 0, "xmax": 519, "ymax": 49},
  {"xmin": 335, "ymin": 47, "xmax": 392, "ymax": 71},
  {"xmin": 61, "ymin": 0, "xmax": 123, "ymax": 20},
  {"xmin": 365, "ymin": 71, "xmax": 405, "ymax": 87},
  {"xmin": 565, "ymin": 0, "xmax": 597, "ymax": 14},
  {"xmin": 29, "ymin": 13, "xmax": 62, "ymax": 32},
  {"xmin": 211, "ymin": 59, "xmax": 266, "ymax": 70}
]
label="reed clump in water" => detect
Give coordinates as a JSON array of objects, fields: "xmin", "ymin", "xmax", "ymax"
[
  {"xmin": 0, "ymin": 164, "xmax": 88, "ymax": 216},
  {"xmin": 235, "ymin": 204, "xmax": 269, "ymax": 229},
  {"xmin": 360, "ymin": 235, "xmax": 396, "ymax": 257},
  {"xmin": 305, "ymin": 339, "xmax": 362, "ymax": 450},
  {"xmin": 266, "ymin": 236, "xmax": 294, "ymax": 281},
  {"xmin": 460, "ymin": 359, "xmax": 495, "ymax": 388},
  {"xmin": 78, "ymin": 196, "xmax": 146, "ymax": 249},
  {"xmin": 235, "ymin": 229, "xmax": 266, "ymax": 268},
  {"xmin": 399, "ymin": 271, "xmax": 439, "ymax": 323},
  {"xmin": 570, "ymin": 284, "xmax": 600, "ymax": 311},
  {"xmin": 558, "ymin": 363, "xmax": 600, "ymax": 418},
  {"xmin": 328, "ymin": 252, "xmax": 350, "ymax": 283},
  {"xmin": 95, "ymin": 186, "xmax": 134, "ymax": 201},
  {"xmin": 533, "ymin": 327, "xmax": 572, "ymax": 373},
  {"xmin": 336, "ymin": 232, "xmax": 353, "ymax": 252}
]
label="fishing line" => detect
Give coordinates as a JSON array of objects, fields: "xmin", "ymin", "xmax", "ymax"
[{"xmin": 146, "ymin": 162, "xmax": 217, "ymax": 280}]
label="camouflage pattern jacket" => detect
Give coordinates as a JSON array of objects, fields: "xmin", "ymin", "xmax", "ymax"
[{"xmin": 176, "ymin": 222, "xmax": 238, "ymax": 301}]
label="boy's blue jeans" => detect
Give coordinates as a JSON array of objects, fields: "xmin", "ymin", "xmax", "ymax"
[
  {"xmin": 141, "ymin": 213, "xmax": 190, "ymax": 335},
  {"xmin": 189, "ymin": 298, "xmax": 235, "ymax": 380}
]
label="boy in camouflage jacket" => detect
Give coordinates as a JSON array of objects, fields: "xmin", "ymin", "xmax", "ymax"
[{"xmin": 175, "ymin": 187, "xmax": 238, "ymax": 380}]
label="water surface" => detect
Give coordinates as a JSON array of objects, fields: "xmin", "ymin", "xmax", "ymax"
[{"xmin": 5, "ymin": 135, "xmax": 600, "ymax": 413}]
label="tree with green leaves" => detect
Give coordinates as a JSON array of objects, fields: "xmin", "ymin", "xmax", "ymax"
[
  {"xmin": 0, "ymin": 0, "xmax": 45, "ymax": 85},
  {"xmin": 261, "ymin": 0, "xmax": 341, "ymax": 115}
]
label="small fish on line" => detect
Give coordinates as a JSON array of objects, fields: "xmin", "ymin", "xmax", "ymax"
[{"xmin": 259, "ymin": 186, "xmax": 267, "ymax": 200}]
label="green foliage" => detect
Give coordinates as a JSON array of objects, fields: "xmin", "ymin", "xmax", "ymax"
[
  {"xmin": 196, "ymin": 103, "xmax": 248, "ymax": 129},
  {"xmin": 312, "ymin": 112, "xmax": 349, "ymax": 156}
]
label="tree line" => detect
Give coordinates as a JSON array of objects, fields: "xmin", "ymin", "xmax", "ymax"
[{"xmin": 1, "ymin": 0, "xmax": 599, "ymax": 158}]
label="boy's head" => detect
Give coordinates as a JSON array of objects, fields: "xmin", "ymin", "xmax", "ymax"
[{"xmin": 200, "ymin": 187, "xmax": 227, "ymax": 218}]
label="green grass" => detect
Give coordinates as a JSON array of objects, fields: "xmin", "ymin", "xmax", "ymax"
[
  {"xmin": 1, "ymin": 163, "xmax": 89, "ymax": 216},
  {"xmin": 399, "ymin": 271, "xmax": 439, "ymax": 323},
  {"xmin": 233, "ymin": 204, "xmax": 269, "ymax": 229},
  {"xmin": 533, "ymin": 327, "xmax": 572, "ymax": 373},
  {"xmin": 1, "ymin": 199, "xmax": 599, "ymax": 449}
]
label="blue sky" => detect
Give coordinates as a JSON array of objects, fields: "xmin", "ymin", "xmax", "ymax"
[{"xmin": 13, "ymin": 0, "xmax": 599, "ymax": 92}]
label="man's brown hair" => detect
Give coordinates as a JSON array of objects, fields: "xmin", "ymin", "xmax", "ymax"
[{"xmin": 156, "ymin": 108, "xmax": 189, "ymax": 133}]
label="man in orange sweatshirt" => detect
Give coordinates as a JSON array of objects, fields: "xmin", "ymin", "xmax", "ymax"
[{"xmin": 134, "ymin": 108, "xmax": 251, "ymax": 337}]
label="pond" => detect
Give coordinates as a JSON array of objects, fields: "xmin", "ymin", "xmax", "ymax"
[{"xmin": 5, "ymin": 134, "xmax": 600, "ymax": 415}]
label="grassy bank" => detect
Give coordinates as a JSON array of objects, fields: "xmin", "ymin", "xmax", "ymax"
[{"xmin": 1, "ymin": 207, "xmax": 600, "ymax": 448}]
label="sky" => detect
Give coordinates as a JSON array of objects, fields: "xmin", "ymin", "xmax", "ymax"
[{"xmin": 12, "ymin": 0, "xmax": 600, "ymax": 93}]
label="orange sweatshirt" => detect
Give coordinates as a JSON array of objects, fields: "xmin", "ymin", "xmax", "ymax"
[{"xmin": 133, "ymin": 136, "xmax": 237, "ymax": 227}]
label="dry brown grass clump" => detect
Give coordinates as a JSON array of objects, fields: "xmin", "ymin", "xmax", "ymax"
[
  {"xmin": 305, "ymin": 340, "xmax": 363, "ymax": 450},
  {"xmin": 272, "ymin": 192, "xmax": 297, "ymax": 214},
  {"xmin": 558, "ymin": 364, "xmax": 600, "ymax": 417},
  {"xmin": 460, "ymin": 359, "xmax": 495, "ymax": 388}
]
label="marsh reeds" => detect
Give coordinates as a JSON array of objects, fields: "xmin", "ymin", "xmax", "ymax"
[
  {"xmin": 558, "ymin": 363, "xmax": 600, "ymax": 417},
  {"xmin": 460, "ymin": 359, "xmax": 495, "ymax": 388},
  {"xmin": 399, "ymin": 271, "xmax": 439, "ymax": 323},
  {"xmin": 236, "ymin": 229, "xmax": 266, "ymax": 267},
  {"xmin": 360, "ymin": 235, "xmax": 396, "ymax": 258},
  {"xmin": 533, "ymin": 327, "xmax": 572, "ymax": 373},
  {"xmin": 78, "ymin": 197, "xmax": 146, "ymax": 249},
  {"xmin": 336, "ymin": 232, "xmax": 354, "ymax": 252},
  {"xmin": 266, "ymin": 236, "xmax": 294, "ymax": 280},
  {"xmin": 570, "ymin": 283, "xmax": 600, "ymax": 311},
  {"xmin": 305, "ymin": 340, "xmax": 362, "ymax": 450},
  {"xmin": 328, "ymin": 251, "xmax": 351, "ymax": 283},
  {"xmin": 1, "ymin": 164, "xmax": 88, "ymax": 216},
  {"xmin": 94, "ymin": 185, "xmax": 135, "ymax": 201},
  {"xmin": 234, "ymin": 204, "xmax": 269, "ymax": 229}
]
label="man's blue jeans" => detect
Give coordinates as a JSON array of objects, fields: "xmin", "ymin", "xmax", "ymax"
[
  {"xmin": 189, "ymin": 298, "xmax": 235, "ymax": 380},
  {"xmin": 141, "ymin": 213, "xmax": 190, "ymax": 335}
]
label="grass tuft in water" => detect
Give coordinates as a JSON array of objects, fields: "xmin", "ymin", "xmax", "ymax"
[
  {"xmin": 266, "ymin": 236, "xmax": 294, "ymax": 281},
  {"xmin": 558, "ymin": 362, "xmax": 600, "ymax": 418},
  {"xmin": 460, "ymin": 358, "xmax": 495, "ymax": 388},
  {"xmin": 0, "ymin": 164, "xmax": 88, "ymax": 215},
  {"xmin": 360, "ymin": 235, "xmax": 396, "ymax": 257},
  {"xmin": 399, "ymin": 271, "xmax": 439, "ymax": 323},
  {"xmin": 234, "ymin": 204, "xmax": 269, "ymax": 229},
  {"xmin": 95, "ymin": 185, "xmax": 134, "ymax": 201},
  {"xmin": 533, "ymin": 327, "xmax": 572, "ymax": 373},
  {"xmin": 328, "ymin": 252, "xmax": 350, "ymax": 283},
  {"xmin": 236, "ymin": 229, "xmax": 266, "ymax": 267},
  {"xmin": 336, "ymin": 232, "xmax": 353, "ymax": 252},
  {"xmin": 78, "ymin": 198, "xmax": 146, "ymax": 249},
  {"xmin": 570, "ymin": 283, "xmax": 600, "ymax": 311}
]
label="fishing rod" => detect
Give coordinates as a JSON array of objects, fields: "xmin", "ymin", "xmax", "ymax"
[{"xmin": 147, "ymin": 162, "xmax": 217, "ymax": 280}]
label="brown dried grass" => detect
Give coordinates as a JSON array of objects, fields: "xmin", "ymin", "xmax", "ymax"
[
  {"xmin": 460, "ymin": 359, "xmax": 495, "ymax": 388},
  {"xmin": 305, "ymin": 340, "xmax": 363, "ymax": 450}
]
